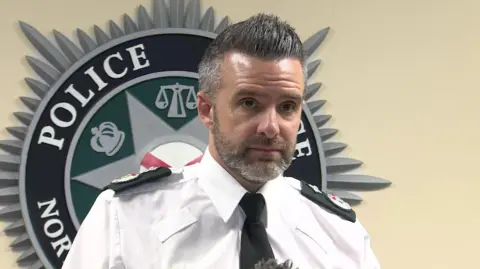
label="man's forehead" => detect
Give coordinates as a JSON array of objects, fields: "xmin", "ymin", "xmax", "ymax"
[{"xmin": 216, "ymin": 52, "xmax": 305, "ymax": 97}]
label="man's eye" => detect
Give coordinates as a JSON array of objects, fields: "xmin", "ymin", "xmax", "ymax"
[
  {"xmin": 280, "ymin": 102, "xmax": 297, "ymax": 113},
  {"xmin": 240, "ymin": 99, "xmax": 257, "ymax": 108}
]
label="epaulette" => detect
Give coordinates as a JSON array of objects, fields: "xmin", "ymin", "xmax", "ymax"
[
  {"xmin": 103, "ymin": 166, "xmax": 172, "ymax": 193},
  {"xmin": 300, "ymin": 181, "xmax": 356, "ymax": 223}
]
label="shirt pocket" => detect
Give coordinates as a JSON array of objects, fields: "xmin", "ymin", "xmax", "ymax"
[{"xmin": 154, "ymin": 207, "xmax": 198, "ymax": 243}]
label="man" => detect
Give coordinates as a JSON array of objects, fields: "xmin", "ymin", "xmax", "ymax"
[{"xmin": 62, "ymin": 14, "xmax": 380, "ymax": 269}]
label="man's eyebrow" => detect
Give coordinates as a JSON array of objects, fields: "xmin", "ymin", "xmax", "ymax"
[
  {"xmin": 284, "ymin": 93, "xmax": 303, "ymax": 103},
  {"xmin": 233, "ymin": 89, "xmax": 303, "ymax": 102}
]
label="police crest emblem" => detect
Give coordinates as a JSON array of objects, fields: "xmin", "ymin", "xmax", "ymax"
[{"xmin": 0, "ymin": 0, "xmax": 390, "ymax": 268}]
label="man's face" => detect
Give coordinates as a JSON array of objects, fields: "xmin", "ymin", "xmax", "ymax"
[{"xmin": 199, "ymin": 52, "xmax": 305, "ymax": 184}]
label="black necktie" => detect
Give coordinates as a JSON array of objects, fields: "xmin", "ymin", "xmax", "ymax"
[{"xmin": 239, "ymin": 193, "xmax": 275, "ymax": 269}]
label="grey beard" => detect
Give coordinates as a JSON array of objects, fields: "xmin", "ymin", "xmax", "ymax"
[
  {"xmin": 211, "ymin": 113, "xmax": 292, "ymax": 184},
  {"xmin": 217, "ymin": 148, "xmax": 287, "ymax": 184}
]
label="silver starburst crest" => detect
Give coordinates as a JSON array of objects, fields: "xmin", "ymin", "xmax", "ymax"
[{"xmin": 0, "ymin": 0, "xmax": 390, "ymax": 268}]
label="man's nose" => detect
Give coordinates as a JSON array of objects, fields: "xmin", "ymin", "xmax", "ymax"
[{"xmin": 256, "ymin": 108, "xmax": 280, "ymax": 138}]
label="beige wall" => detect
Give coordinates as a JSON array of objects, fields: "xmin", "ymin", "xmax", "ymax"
[{"xmin": 0, "ymin": 0, "xmax": 479, "ymax": 268}]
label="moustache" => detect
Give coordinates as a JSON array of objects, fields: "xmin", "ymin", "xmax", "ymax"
[{"xmin": 242, "ymin": 136, "xmax": 289, "ymax": 150}]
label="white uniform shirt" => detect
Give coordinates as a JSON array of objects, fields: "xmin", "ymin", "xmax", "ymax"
[{"xmin": 62, "ymin": 149, "xmax": 380, "ymax": 269}]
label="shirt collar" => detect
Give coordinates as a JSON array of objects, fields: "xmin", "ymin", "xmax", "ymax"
[
  {"xmin": 197, "ymin": 148, "xmax": 248, "ymax": 223},
  {"xmin": 197, "ymin": 147, "xmax": 284, "ymax": 223}
]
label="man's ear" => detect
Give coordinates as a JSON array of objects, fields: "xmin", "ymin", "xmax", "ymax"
[{"xmin": 197, "ymin": 91, "xmax": 213, "ymax": 129}]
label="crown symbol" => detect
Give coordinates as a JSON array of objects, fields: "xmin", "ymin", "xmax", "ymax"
[{"xmin": 90, "ymin": 122, "xmax": 125, "ymax": 156}]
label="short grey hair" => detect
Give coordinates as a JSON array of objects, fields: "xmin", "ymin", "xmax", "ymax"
[{"xmin": 198, "ymin": 13, "xmax": 307, "ymax": 100}]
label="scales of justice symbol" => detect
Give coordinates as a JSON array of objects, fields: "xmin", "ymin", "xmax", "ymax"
[
  {"xmin": 137, "ymin": 82, "xmax": 204, "ymax": 171},
  {"xmin": 155, "ymin": 83, "xmax": 198, "ymax": 118}
]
